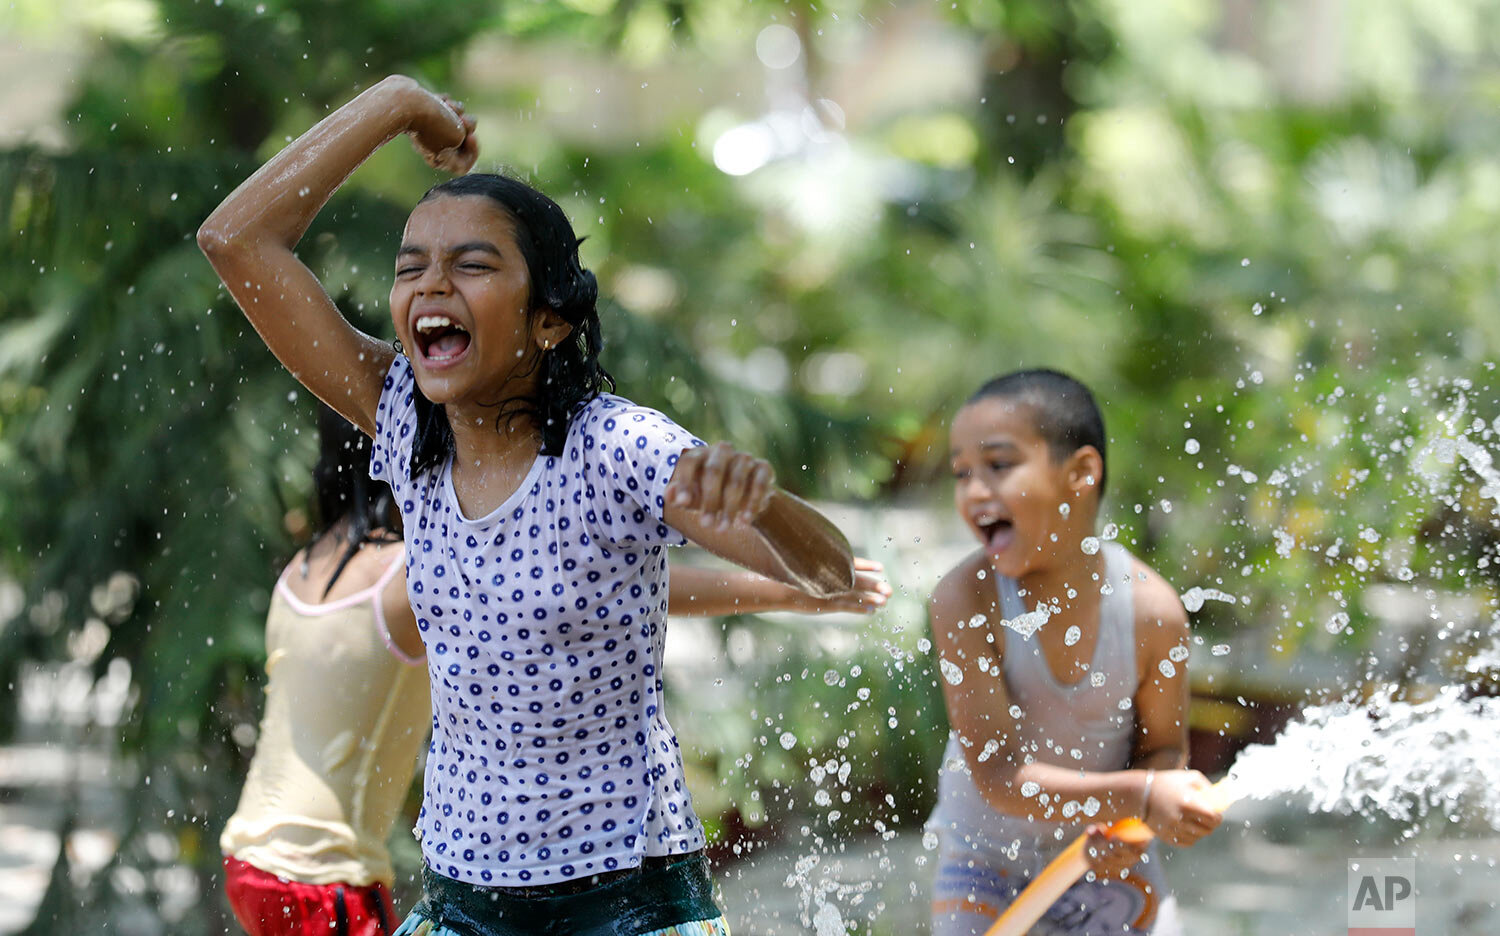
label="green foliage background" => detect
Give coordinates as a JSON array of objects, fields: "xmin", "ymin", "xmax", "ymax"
[{"xmin": 6, "ymin": 0, "xmax": 1500, "ymax": 930}]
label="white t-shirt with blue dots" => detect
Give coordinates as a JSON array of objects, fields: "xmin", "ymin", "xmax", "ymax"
[{"xmin": 369, "ymin": 356, "xmax": 708, "ymax": 886}]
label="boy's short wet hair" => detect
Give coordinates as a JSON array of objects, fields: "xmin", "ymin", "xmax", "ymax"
[{"xmin": 967, "ymin": 369, "xmax": 1108, "ymax": 496}]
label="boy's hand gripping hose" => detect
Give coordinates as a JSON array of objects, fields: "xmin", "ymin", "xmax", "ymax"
[{"xmin": 982, "ymin": 779, "xmax": 1238, "ymax": 936}]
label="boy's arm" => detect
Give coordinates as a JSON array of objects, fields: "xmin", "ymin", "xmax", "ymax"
[
  {"xmin": 1128, "ymin": 565, "xmax": 1192, "ymax": 770},
  {"xmin": 1126, "ymin": 563, "xmax": 1224, "ymax": 846},
  {"xmin": 196, "ymin": 75, "xmax": 473, "ymax": 435},
  {"xmin": 931, "ymin": 560, "xmax": 1151, "ymax": 826},
  {"xmin": 667, "ymin": 559, "xmax": 889, "ymax": 617},
  {"xmin": 663, "ymin": 442, "xmax": 855, "ymax": 599}
]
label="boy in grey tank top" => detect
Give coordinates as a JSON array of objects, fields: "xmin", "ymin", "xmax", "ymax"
[{"xmin": 927, "ymin": 370, "xmax": 1222, "ymax": 935}]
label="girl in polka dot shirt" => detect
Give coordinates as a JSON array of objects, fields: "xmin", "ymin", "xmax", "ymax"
[{"xmin": 199, "ymin": 76, "xmax": 860, "ymax": 935}]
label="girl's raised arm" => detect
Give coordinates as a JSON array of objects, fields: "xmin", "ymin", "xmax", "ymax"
[{"xmin": 197, "ymin": 76, "xmax": 475, "ymax": 435}]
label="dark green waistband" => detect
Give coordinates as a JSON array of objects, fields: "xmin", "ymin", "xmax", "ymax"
[{"xmin": 413, "ymin": 854, "xmax": 721, "ymax": 936}]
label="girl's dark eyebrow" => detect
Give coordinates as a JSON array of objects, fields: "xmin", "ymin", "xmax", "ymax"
[
  {"xmin": 395, "ymin": 241, "xmax": 503, "ymax": 259},
  {"xmin": 448, "ymin": 241, "xmax": 503, "ymax": 257}
]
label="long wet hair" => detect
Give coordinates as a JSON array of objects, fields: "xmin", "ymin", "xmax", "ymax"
[
  {"xmin": 407, "ymin": 174, "xmax": 614, "ymax": 478},
  {"xmin": 311, "ymin": 404, "xmax": 399, "ymax": 596},
  {"xmin": 968, "ymin": 368, "xmax": 1109, "ymax": 497}
]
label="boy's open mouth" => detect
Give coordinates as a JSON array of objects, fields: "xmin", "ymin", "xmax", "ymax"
[
  {"xmin": 413, "ymin": 313, "xmax": 471, "ymax": 363},
  {"xmin": 977, "ymin": 516, "xmax": 1014, "ymax": 552}
]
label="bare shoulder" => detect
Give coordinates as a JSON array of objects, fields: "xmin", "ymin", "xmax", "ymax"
[
  {"xmin": 285, "ymin": 536, "xmax": 404, "ymax": 604},
  {"xmin": 929, "ymin": 550, "xmax": 1001, "ymax": 640},
  {"xmin": 1126, "ymin": 552, "xmax": 1189, "ymax": 647},
  {"xmin": 336, "ymin": 537, "xmax": 404, "ymax": 583}
]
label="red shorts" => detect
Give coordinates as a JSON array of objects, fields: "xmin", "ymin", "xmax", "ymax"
[{"xmin": 223, "ymin": 855, "xmax": 396, "ymax": 936}]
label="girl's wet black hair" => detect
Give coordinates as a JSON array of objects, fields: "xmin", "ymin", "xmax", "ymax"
[
  {"xmin": 407, "ymin": 174, "xmax": 614, "ymax": 478},
  {"xmin": 967, "ymin": 368, "xmax": 1109, "ymax": 497},
  {"xmin": 312, "ymin": 404, "xmax": 399, "ymax": 597}
]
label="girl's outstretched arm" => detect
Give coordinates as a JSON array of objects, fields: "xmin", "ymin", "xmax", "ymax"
[
  {"xmin": 663, "ymin": 442, "xmax": 856, "ymax": 599},
  {"xmin": 196, "ymin": 75, "xmax": 476, "ymax": 435},
  {"xmin": 667, "ymin": 558, "xmax": 890, "ymax": 617}
]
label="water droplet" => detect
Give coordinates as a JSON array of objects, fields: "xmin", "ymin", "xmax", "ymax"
[
  {"xmin": 1081, "ymin": 536, "xmax": 1101, "ymax": 555},
  {"xmin": 1003, "ymin": 607, "xmax": 1050, "ymax": 638},
  {"xmin": 1326, "ymin": 611, "xmax": 1350, "ymax": 635},
  {"xmin": 1185, "ymin": 438, "xmax": 1200, "ymax": 455},
  {"xmin": 1168, "ymin": 644, "xmax": 1190, "ymax": 663},
  {"xmin": 939, "ymin": 658, "xmax": 964, "ymax": 686},
  {"xmin": 1158, "ymin": 659, "xmax": 1177, "ymax": 678},
  {"xmin": 823, "ymin": 669, "xmax": 840, "ymax": 686},
  {"xmin": 1020, "ymin": 781, "xmax": 1041, "ymax": 798},
  {"xmin": 1102, "ymin": 523, "xmax": 1119, "ymax": 540},
  {"xmin": 1090, "ymin": 671, "xmax": 1106, "ymax": 687},
  {"xmin": 779, "ymin": 731, "xmax": 798, "ymax": 750},
  {"xmin": 1064, "ymin": 625, "xmax": 1081, "ymax": 647},
  {"xmin": 1181, "ymin": 586, "xmax": 1237, "ymax": 613},
  {"xmin": 1211, "ymin": 644, "xmax": 1231, "ymax": 656}
]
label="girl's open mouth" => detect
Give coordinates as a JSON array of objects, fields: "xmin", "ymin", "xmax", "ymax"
[{"xmin": 413, "ymin": 313, "xmax": 472, "ymax": 365}]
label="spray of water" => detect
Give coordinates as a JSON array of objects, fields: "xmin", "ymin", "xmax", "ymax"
[
  {"xmin": 783, "ymin": 852, "xmax": 874, "ymax": 936},
  {"xmin": 1218, "ymin": 686, "xmax": 1500, "ymax": 831}
]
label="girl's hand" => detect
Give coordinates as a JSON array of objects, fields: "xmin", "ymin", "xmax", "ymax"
[
  {"xmin": 1083, "ymin": 824, "xmax": 1149, "ymax": 878},
  {"xmin": 1144, "ymin": 769, "xmax": 1223, "ymax": 847},
  {"xmin": 667, "ymin": 442, "xmax": 775, "ymax": 531},
  {"xmin": 782, "ymin": 558, "xmax": 891, "ymax": 613},
  {"xmin": 405, "ymin": 84, "xmax": 479, "ymax": 174}
]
